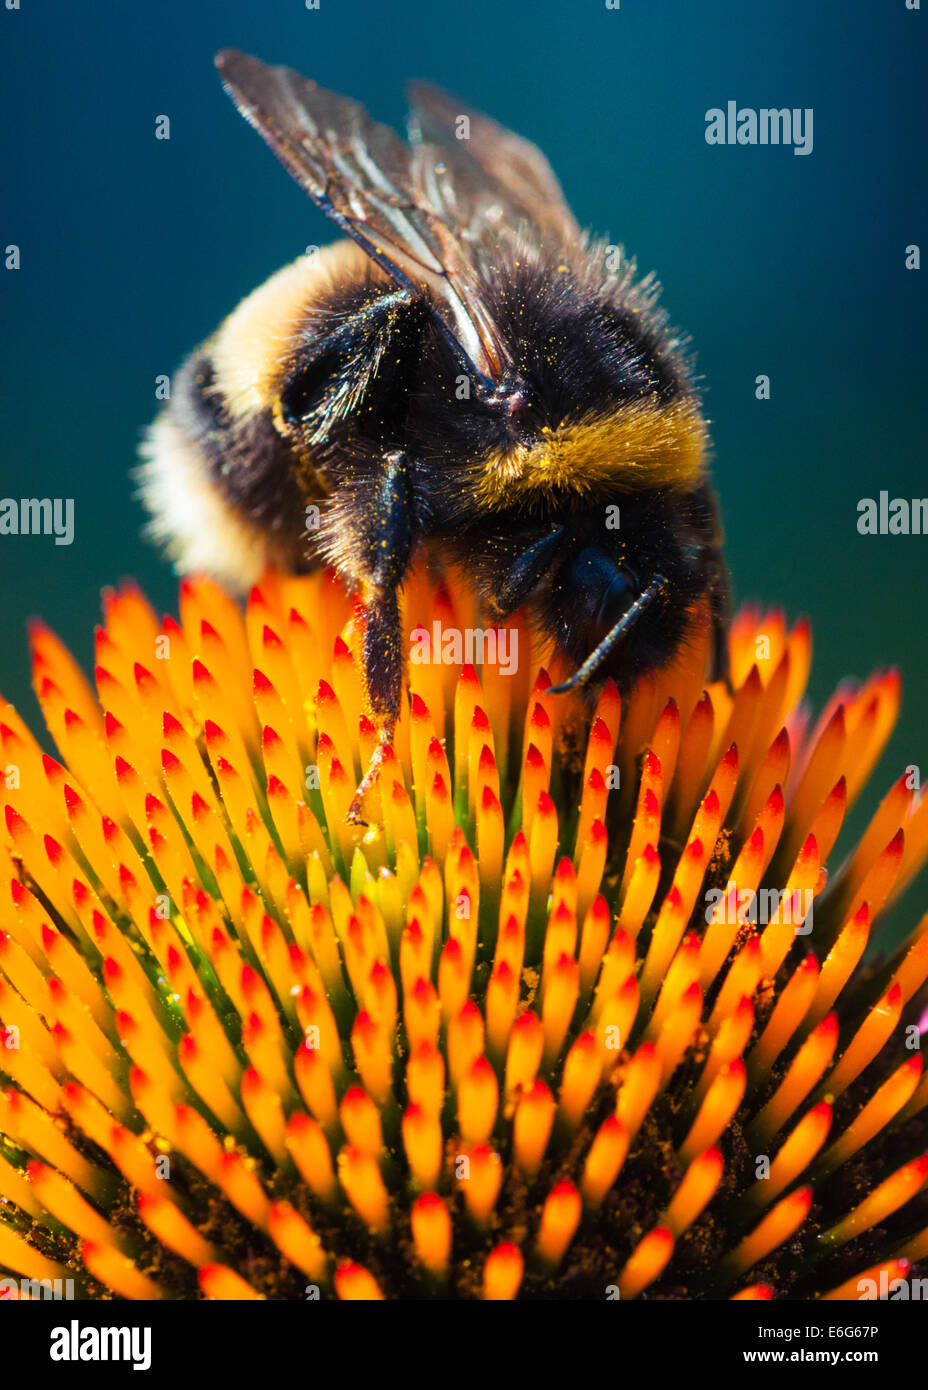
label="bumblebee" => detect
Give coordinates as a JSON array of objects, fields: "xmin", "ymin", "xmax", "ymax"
[{"xmin": 140, "ymin": 50, "xmax": 729, "ymax": 816}]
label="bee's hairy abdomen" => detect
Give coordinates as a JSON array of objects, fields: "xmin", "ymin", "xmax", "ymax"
[
  {"xmin": 138, "ymin": 242, "xmax": 375, "ymax": 589},
  {"xmin": 137, "ymin": 350, "xmax": 313, "ymax": 589}
]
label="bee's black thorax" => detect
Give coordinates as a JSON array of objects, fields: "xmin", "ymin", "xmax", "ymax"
[{"xmin": 401, "ymin": 249, "xmax": 696, "ymax": 512}]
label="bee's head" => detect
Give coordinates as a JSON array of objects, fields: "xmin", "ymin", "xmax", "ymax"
[
  {"xmin": 545, "ymin": 521, "xmax": 685, "ymax": 690},
  {"xmin": 470, "ymin": 482, "xmax": 727, "ymax": 695}
]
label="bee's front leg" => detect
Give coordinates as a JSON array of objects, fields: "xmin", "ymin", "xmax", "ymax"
[
  {"xmin": 484, "ymin": 525, "xmax": 565, "ymax": 620},
  {"xmin": 347, "ymin": 449, "xmax": 412, "ymax": 824}
]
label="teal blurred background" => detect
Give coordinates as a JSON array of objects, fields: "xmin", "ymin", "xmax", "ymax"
[{"xmin": 1, "ymin": 0, "xmax": 925, "ymax": 939}]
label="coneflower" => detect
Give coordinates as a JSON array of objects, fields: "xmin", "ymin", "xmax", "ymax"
[{"xmin": 1, "ymin": 567, "xmax": 926, "ymax": 1300}]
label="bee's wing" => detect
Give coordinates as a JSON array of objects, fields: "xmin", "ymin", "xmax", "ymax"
[
  {"xmin": 215, "ymin": 49, "xmax": 512, "ymax": 387},
  {"xmin": 406, "ymin": 81, "xmax": 582, "ymax": 248}
]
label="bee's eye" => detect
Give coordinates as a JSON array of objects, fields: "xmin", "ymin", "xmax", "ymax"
[
  {"xmin": 568, "ymin": 547, "xmax": 636, "ymax": 625},
  {"xmin": 279, "ymin": 289, "xmax": 426, "ymax": 434},
  {"xmin": 280, "ymin": 348, "xmax": 345, "ymax": 426}
]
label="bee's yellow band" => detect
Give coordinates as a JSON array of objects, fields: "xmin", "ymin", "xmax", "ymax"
[{"xmin": 477, "ymin": 397, "xmax": 707, "ymax": 507}]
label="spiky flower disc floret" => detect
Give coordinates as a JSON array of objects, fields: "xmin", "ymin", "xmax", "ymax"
[{"xmin": 0, "ymin": 570, "xmax": 927, "ymax": 1300}]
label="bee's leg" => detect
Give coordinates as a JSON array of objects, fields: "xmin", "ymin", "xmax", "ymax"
[
  {"xmin": 347, "ymin": 720, "xmax": 394, "ymax": 826},
  {"xmin": 485, "ymin": 525, "xmax": 565, "ymax": 619},
  {"xmin": 548, "ymin": 575, "xmax": 667, "ymax": 695},
  {"xmin": 347, "ymin": 592, "xmax": 402, "ymax": 825},
  {"xmin": 347, "ymin": 449, "xmax": 413, "ymax": 824}
]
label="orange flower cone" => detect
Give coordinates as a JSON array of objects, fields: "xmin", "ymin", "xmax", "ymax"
[{"xmin": 1, "ymin": 568, "xmax": 926, "ymax": 1299}]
